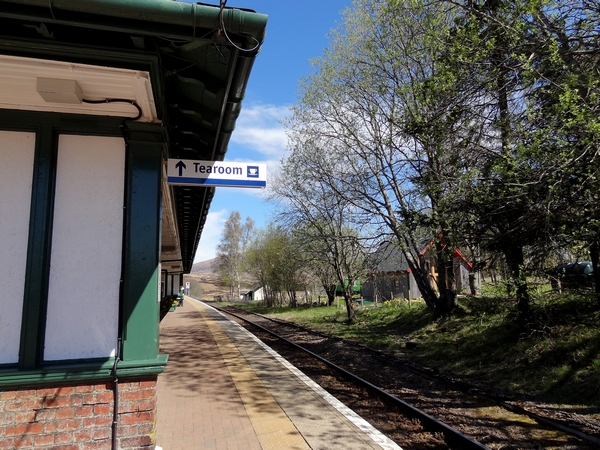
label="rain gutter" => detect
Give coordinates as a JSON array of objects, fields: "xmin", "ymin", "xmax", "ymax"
[{"xmin": 0, "ymin": 0, "xmax": 267, "ymax": 44}]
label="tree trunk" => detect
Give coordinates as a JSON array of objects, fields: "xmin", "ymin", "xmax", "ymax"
[
  {"xmin": 288, "ymin": 290, "xmax": 297, "ymax": 308},
  {"xmin": 407, "ymin": 254, "xmax": 454, "ymax": 319},
  {"xmin": 590, "ymin": 241, "xmax": 600, "ymax": 306},
  {"xmin": 343, "ymin": 291, "xmax": 355, "ymax": 323},
  {"xmin": 504, "ymin": 244, "xmax": 533, "ymax": 329},
  {"xmin": 326, "ymin": 290, "xmax": 335, "ymax": 306}
]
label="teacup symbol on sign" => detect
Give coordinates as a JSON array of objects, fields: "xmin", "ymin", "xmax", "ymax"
[{"xmin": 247, "ymin": 166, "xmax": 259, "ymax": 178}]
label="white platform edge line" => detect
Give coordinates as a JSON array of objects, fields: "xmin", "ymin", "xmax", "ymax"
[{"xmin": 196, "ymin": 300, "xmax": 403, "ymax": 450}]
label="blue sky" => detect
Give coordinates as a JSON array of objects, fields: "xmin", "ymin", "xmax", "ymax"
[{"xmin": 187, "ymin": 0, "xmax": 351, "ymax": 262}]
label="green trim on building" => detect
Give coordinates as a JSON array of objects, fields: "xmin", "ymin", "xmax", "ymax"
[
  {"xmin": 0, "ymin": 110, "xmax": 167, "ymax": 388},
  {"xmin": 0, "ymin": 355, "xmax": 168, "ymax": 389},
  {"xmin": 121, "ymin": 123, "xmax": 165, "ymax": 362},
  {"xmin": 0, "ymin": 0, "xmax": 268, "ymax": 273},
  {"xmin": 19, "ymin": 124, "xmax": 55, "ymax": 369},
  {"xmin": 0, "ymin": 0, "xmax": 267, "ymax": 388}
]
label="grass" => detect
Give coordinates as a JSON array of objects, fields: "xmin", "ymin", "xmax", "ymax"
[{"xmin": 231, "ymin": 286, "xmax": 600, "ymax": 410}]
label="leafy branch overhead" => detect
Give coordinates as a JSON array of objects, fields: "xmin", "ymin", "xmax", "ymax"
[{"xmin": 274, "ymin": 0, "xmax": 600, "ymax": 325}]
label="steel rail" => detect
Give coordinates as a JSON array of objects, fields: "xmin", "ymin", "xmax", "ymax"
[
  {"xmin": 214, "ymin": 304, "xmax": 489, "ymax": 450},
  {"xmin": 224, "ymin": 305, "xmax": 600, "ymax": 447}
]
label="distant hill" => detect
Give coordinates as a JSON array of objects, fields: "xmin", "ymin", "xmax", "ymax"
[{"xmin": 191, "ymin": 258, "xmax": 218, "ymax": 275}]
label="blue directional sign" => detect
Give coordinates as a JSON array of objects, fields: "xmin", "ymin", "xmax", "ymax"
[{"xmin": 167, "ymin": 159, "xmax": 267, "ymax": 188}]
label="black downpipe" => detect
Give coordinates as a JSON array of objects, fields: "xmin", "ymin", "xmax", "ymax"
[{"xmin": 111, "ymin": 337, "xmax": 122, "ymax": 450}]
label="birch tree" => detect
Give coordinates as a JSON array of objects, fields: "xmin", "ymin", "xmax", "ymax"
[{"xmin": 216, "ymin": 211, "xmax": 254, "ymax": 300}]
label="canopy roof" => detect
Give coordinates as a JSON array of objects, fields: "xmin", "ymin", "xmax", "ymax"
[{"xmin": 0, "ymin": 0, "xmax": 268, "ymax": 273}]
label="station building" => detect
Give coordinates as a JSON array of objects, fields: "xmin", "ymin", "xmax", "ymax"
[{"xmin": 0, "ymin": 1, "xmax": 267, "ymax": 448}]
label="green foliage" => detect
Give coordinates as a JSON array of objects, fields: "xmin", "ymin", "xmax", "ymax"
[
  {"xmin": 244, "ymin": 223, "xmax": 310, "ymax": 307},
  {"xmin": 216, "ymin": 211, "xmax": 254, "ymax": 298}
]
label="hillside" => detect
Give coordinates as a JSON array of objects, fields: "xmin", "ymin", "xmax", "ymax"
[
  {"xmin": 185, "ymin": 258, "xmax": 256, "ymax": 300},
  {"xmin": 190, "ymin": 258, "xmax": 218, "ymax": 275}
]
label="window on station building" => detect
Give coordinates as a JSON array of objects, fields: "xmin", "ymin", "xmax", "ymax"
[
  {"xmin": 0, "ymin": 131, "xmax": 36, "ymax": 364},
  {"xmin": 44, "ymin": 134, "xmax": 125, "ymax": 361}
]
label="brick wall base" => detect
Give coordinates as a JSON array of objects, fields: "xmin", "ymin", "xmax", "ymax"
[{"xmin": 0, "ymin": 378, "xmax": 157, "ymax": 450}]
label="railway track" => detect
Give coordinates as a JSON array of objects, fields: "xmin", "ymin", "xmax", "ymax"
[{"xmin": 211, "ymin": 303, "xmax": 599, "ymax": 450}]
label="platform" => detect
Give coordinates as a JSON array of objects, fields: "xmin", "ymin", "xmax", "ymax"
[{"xmin": 155, "ymin": 298, "xmax": 402, "ymax": 450}]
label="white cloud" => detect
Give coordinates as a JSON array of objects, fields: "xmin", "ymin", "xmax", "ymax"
[
  {"xmin": 231, "ymin": 104, "xmax": 291, "ymax": 158},
  {"xmin": 193, "ymin": 208, "xmax": 228, "ymax": 263},
  {"xmin": 192, "ymin": 104, "xmax": 291, "ymax": 264}
]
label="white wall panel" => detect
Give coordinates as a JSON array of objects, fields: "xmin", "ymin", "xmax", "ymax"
[
  {"xmin": 44, "ymin": 135, "xmax": 124, "ymax": 361},
  {"xmin": 0, "ymin": 131, "xmax": 35, "ymax": 364}
]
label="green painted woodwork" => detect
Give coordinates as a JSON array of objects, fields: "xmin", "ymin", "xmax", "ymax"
[
  {"xmin": 19, "ymin": 124, "xmax": 54, "ymax": 369},
  {"xmin": 0, "ymin": 354, "xmax": 168, "ymax": 389},
  {"xmin": 121, "ymin": 124, "xmax": 165, "ymax": 362},
  {"xmin": 0, "ymin": 0, "xmax": 268, "ymax": 386},
  {"xmin": 0, "ymin": 0, "xmax": 267, "ymax": 43},
  {"xmin": 0, "ymin": 1, "xmax": 268, "ymax": 273},
  {"xmin": 0, "ymin": 110, "xmax": 167, "ymax": 388}
]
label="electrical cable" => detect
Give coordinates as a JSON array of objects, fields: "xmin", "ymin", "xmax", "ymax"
[
  {"xmin": 82, "ymin": 98, "xmax": 143, "ymax": 121},
  {"xmin": 48, "ymin": 0, "xmax": 56, "ymax": 20},
  {"xmin": 216, "ymin": 0, "xmax": 262, "ymax": 53}
]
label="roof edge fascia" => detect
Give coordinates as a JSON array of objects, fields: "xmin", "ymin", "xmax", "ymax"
[{"xmin": 0, "ymin": 0, "xmax": 267, "ymax": 43}]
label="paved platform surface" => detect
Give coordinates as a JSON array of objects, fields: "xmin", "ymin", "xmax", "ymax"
[{"xmin": 155, "ymin": 298, "xmax": 402, "ymax": 450}]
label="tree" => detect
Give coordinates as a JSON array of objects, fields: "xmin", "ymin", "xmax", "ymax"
[
  {"xmin": 443, "ymin": 0, "xmax": 600, "ymax": 316},
  {"xmin": 284, "ymin": 0, "xmax": 470, "ymax": 318},
  {"xmin": 244, "ymin": 224, "xmax": 309, "ymax": 307},
  {"xmin": 272, "ymin": 144, "xmax": 370, "ymax": 322},
  {"xmin": 216, "ymin": 211, "xmax": 254, "ymax": 300}
]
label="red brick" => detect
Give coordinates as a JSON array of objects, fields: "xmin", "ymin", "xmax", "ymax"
[
  {"xmin": 0, "ymin": 412, "xmax": 15, "ymax": 425},
  {"xmin": 55, "ymin": 408, "xmax": 75, "ymax": 419},
  {"xmin": 137, "ymin": 422, "xmax": 154, "ymax": 435},
  {"xmin": 4, "ymin": 424, "xmax": 26, "ymax": 437},
  {"xmin": 34, "ymin": 434, "xmax": 54, "ymax": 446},
  {"xmin": 44, "ymin": 419, "xmax": 81, "ymax": 433},
  {"xmin": 83, "ymin": 415, "xmax": 112, "ymax": 428},
  {"xmin": 91, "ymin": 427, "xmax": 110, "ymax": 440},
  {"xmin": 36, "ymin": 388, "xmax": 57, "ymax": 397},
  {"xmin": 119, "ymin": 381, "xmax": 137, "ymax": 391},
  {"xmin": 5, "ymin": 422, "xmax": 43, "ymax": 436},
  {"xmin": 121, "ymin": 389, "xmax": 155, "ymax": 402},
  {"xmin": 6, "ymin": 399, "xmax": 44, "ymax": 412},
  {"xmin": 93, "ymin": 404, "xmax": 111, "ymax": 415},
  {"xmin": 48, "ymin": 445, "xmax": 78, "ymax": 450},
  {"xmin": 85, "ymin": 440, "xmax": 111, "ymax": 450},
  {"xmin": 34, "ymin": 409, "xmax": 55, "ymax": 422},
  {"xmin": 73, "ymin": 429, "xmax": 91, "ymax": 442},
  {"xmin": 138, "ymin": 399, "xmax": 155, "ymax": 412},
  {"xmin": 56, "ymin": 387, "xmax": 74, "ymax": 396},
  {"xmin": 117, "ymin": 424, "xmax": 137, "ymax": 436},
  {"xmin": 15, "ymin": 390, "xmax": 36, "ymax": 399},
  {"xmin": 54, "ymin": 432, "xmax": 73, "ymax": 445},
  {"xmin": 75, "ymin": 385, "xmax": 94, "ymax": 393},
  {"xmin": 120, "ymin": 411, "xmax": 153, "ymax": 425},
  {"xmin": 0, "ymin": 437, "xmax": 14, "ymax": 449},
  {"xmin": 13, "ymin": 435, "xmax": 33, "ymax": 448},
  {"xmin": 15, "ymin": 411, "xmax": 36, "ymax": 423},
  {"xmin": 120, "ymin": 435, "xmax": 152, "ymax": 448},
  {"xmin": 99, "ymin": 383, "xmax": 112, "ymax": 392},
  {"xmin": 0, "ymin": 392, "xmax": 16, "ymax": 401},
  {"xmin": 76, "ymin": 405, "xmax": 94, "ymax": 417},
  {"xmin": 83, "ymin": 392, "xmax": 113, "ymax": 405},
  {"xmin": 117, "ymin": 402, "xmax": 138, "ymax": 414},
  {"xmin": 43, "ymin": 397, "xmax": 72, "ymax": 409},
  {"xmin": 120, "ymin": 390, "xmax": 140, "ymax": 402},
  {"xmin": 139, "ymin": 380, "xmax": 156, "ymax": 389}
]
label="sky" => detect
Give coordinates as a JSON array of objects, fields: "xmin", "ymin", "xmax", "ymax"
[{"xmin": 186, "ymin": 0, "xmax": 352, "ymax": 263}]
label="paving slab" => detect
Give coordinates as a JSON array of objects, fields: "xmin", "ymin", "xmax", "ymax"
[{"xmin": 155, "ymin": 298, "xmax": 402, "ymax": 450}]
